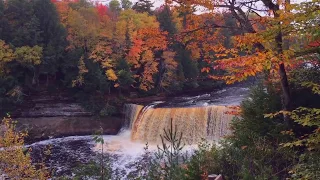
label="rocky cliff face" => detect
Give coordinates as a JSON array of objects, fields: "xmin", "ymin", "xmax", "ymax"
[{"xmin": 11, "ymin": 90, "xmax": 122, "ymax": 143}]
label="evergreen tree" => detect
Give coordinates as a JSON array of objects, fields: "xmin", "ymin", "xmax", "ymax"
[
  {"xmin": 132, "ymin": 0, "xmax": 153, "ymax": 15},
  {"xmin": 156, "ymin": 5, "xmax": 177, "ymax": 37},
  {"xmin": 5, "ymin": 0, "xmax": 42, "ymax": 47},
  {"xmin": 121, "ymin": 0, "xmax": 132, "ymax": 10},
  {"xmin": 0, "ymin": 1, "xmax": 12, "ymax": 42},
  {"xmin": 109, "ymin": 0, "xmax": 121, "ymax": 16},
  {"xmin": 32, "ymin": 0, "xmax": 67, "ymax": 79}
]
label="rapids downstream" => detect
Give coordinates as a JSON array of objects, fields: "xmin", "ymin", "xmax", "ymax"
[{"xmin": 29, "ymin": 86, "xmax": 249, "ymax": 178}]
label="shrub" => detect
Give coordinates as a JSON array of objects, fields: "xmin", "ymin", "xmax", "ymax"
[
  {"xmin": 184, "ymin": 83, "xmax": 296, "ymax": 180},
  {"xmin": 0, "ymin": 115, "xmax": 49, "ymax": 179},
  {"xmin": 128, "ymin": 119, "xmax": 187, "ymax": 180}
]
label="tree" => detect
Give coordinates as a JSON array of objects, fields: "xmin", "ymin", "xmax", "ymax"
[
  {"xmin": 155, "ymin": 5, "xmax": 177, "ymax": 37},
  {"xmin": 0, "ymin": 0, "xmax": 11, "ymax": 42},
  {"xmin": 109, "ymin": 0, "xmax": 121, "ymax": 16},
  {"xmin": 4, "ymin": 0, "xmax": 42, "ymax": 47},
  {"xmin": 114, "ymin": 9, "xmax": 168, "ymax": 90},
  {"xmin": 0, "ymin": 115, "xmax": 49, "ymax": 179},
  {"xmin": 32, "ymin": 0, "xmax": 67, "ymax": 79},
  {"xmin": 132, "ymin": 0, "xmax": 154, "ymax": 15},
  {"xmin": 121, "ymin": 0, "xmax": 132, "ymax": 10},
  {"xmin": 168, "ymin": 0, "xmax": 319, "ymax": 116}
]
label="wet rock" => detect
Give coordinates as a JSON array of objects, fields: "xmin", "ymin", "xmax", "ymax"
[{"xmin": 17, "ymin": 116, "xmax": 122, "ymax": 143}]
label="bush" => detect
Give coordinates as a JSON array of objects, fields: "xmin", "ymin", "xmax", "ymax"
[
  {"xmin": 183, "ymin": 83, "xmax": 296, "ymax": 180},
  {"xmin": 0, "ymin": 115, "xmax": 49, "ymax": 179},
  {"xmin": 128, "ymin": 119, "xmax": 187, "ymax": 180}
]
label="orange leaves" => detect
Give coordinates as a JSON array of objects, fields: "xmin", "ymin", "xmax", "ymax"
[
  {"xmin": 161, "ymin": 51, "xmax": 178, "ymax": 88},
  {"xmin": 52, "ymin": 0, "xmax": 78, "ymax": 26},
  {"xmin": 139, "ymin": 61, "xmax": 159, "ymax": 91},
  {"xmin": 89, "ymin": 42, "xmax": 113, "ymax": 64},
  {"xmin": 201, "ymin": 67, "xmax": 210, "ymax": 73},
  {"xmin": 126, "ymin": 27, "xmax": 168, "ymax": 90},
  {"xmin": 138, "ymin": 28, "xmax": 168, "ymax": 50},
  {"xmin": 232, "ymin": 33, "xmax": 264, "ymax": 50},
  {"xmin": 214, "ymin": 52, "xmax": 269, "ymax": 84},
  {"xmin": 225, "ymin": 105, "xmax": 241, "ymax": 115},
  {"xmin": 127, "ymin": 38, "xmax": 143, "ymax": 66}
]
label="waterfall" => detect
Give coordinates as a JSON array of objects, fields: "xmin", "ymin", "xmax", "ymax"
[
  {"xmin": 123, "ymin": 104, "xmax": 143, "ymax": 129},
  {"xmin": 125, "ymin": 104, "xmax": 236, "ymax": 144}
]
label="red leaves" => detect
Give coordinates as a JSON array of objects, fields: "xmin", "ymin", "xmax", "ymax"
[
  {"xmin": 225, "ymin": 106, "xmax": 241, "ymax": 115},
  {"xmin": 201, "ymin": 67, "xmax": 210, "ymax": 73},
  {"xmin": 308, "ymin": 39, "xmax": 320, "ymax": 48},
  {"xmin": 95, "ymin": 3, "xmax": 109, "ymax": 18}
]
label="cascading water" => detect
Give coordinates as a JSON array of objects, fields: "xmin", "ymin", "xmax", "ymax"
[
  {"xmin": 27, "ymin": 86, "xmax": 249, "ymax": 178},
  {"xmin": 123, "ymin": 104, "xmax": 144, "ymax": 129},
  {"xmin": 127, "ymin": 104, "xmax": 235, "ymax": 144}
]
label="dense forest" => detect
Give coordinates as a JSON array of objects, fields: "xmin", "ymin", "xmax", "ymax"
[
  {"xmin": 0, "ymin": 0, "xmax": 239, "ymax": 116},
  {"xmin": 0, "ymin": 0, "xmax": 319, "ymax": 179}
]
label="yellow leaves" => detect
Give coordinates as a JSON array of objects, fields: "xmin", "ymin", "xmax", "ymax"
[
  {"xmin": 106, "ymin": 69, "xmax": 118, "ymax": 81},
  {"xmin": 301, "ymin": 82, "xmax": 320, "ymax": 95},
  {"xmin": 0, "ymin": 40, "xmax": 15, "ymax": 75},
  {"xmin": 14, "ymin": 46, "xmax": 43, "ymax": 65},
  {"xmin": 66, "ymin": 8, "xmax": 100, "ymax": 50},
  {"xmin": 90, "ymin": 42, "xmax": 113, "ymax": 63},
  {"xmin": 265, "ymin": 106, "xmax": 320, "ymax": 150},
  {"xmin": 0, "ymin": 116, "xmax": 49, "ymax": 179},
  {"xmin": 0, "ymin": 40, "xmax": 43, "ymax": 75},
  {"xmin": 115, "ymin": 9, "xmax": 159, "ymax": 44},
  {"xmin": 72, "ymin": 56, "xmax": 88, "ymax": 87},
  {"xmin": 0, "ymin": 40, "xmax": 15, "ymax": 63}
]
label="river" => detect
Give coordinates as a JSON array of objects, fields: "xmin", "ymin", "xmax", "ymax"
[{"xmin": 28, "ymin": 86, "xmax": 250, "ymax": 178}]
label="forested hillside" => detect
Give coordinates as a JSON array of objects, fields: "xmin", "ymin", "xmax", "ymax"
[{"xmin": 0, "ymin": 0, "xmax": 240, "ymax": 115}]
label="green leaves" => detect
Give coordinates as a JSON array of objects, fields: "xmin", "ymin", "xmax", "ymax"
[
  {"xmin": 14, "ymin": 45, "xmax": 42, "ymax": 65},
  {"xmin": 0, "ymin": 40, "xmax": 43, "ymax": 76},
  {"xmin": 92, "ymin": 127, "xmax": 105, "ymax": 145}
]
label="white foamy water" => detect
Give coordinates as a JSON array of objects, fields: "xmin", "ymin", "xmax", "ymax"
[
  {"xmin": 29, "ymin": 86, "xmax": 249, "ymax": 178},
  {"xmin": 92, "ymin": 129, "xmax": 198, "ymax": 179}
]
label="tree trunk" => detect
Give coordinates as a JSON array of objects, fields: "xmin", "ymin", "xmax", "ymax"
[
  {"xmin": 274, "ymin": 8, "xmax": 291, "ymax": 113},
  {"xmin": 279, "ymin": 63, "xmax": 291, "ymax": 110},
  {"xmin": 273, "ymin": 2, "xmax": 292, "ymax": 127},
  {"xmin": 156, "ymin": 58, "xmax": 165, "ymax": 92}
]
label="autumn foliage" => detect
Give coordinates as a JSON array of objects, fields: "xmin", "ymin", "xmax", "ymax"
[{"xmin": 0, "ymin": 116, "xmax": 49, "ymax": 179}]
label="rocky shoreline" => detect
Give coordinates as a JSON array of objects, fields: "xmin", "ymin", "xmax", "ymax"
[{"xmin": 9, "ymin": 90, "xmax": 123, "ymax": 144}]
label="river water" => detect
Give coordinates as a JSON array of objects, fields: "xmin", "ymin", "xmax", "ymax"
[{"xmin": 29, "ymin": 86, "xmax": 249, "ymax": 178}]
